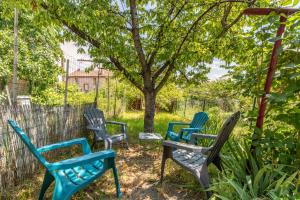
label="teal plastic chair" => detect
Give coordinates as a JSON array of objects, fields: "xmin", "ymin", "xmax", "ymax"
[
  {"xmin": 8, "ymin": 120, "xmax": 122, "ymax": 200},
  {"xmin": 165, "ymin": 112, "xmax": 208, "ymax": 143}
]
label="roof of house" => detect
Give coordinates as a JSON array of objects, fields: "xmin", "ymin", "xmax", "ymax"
[{"xmin": 69, "ymin": 69, "xmax": 112, "ymax": 78}]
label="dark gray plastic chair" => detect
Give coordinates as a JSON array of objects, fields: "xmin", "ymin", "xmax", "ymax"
[
  {"xmin": 160, "ymin": 111, "xmax": 240, "ymax": 199},
  {"xmin": 84, "ymin": 107, "xmax": 129, "ymax": 149}
]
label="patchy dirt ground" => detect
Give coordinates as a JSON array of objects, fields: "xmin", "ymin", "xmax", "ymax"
[{"xmin": 1, "ymin": 144, "xmax": 205, "ymax": 200}]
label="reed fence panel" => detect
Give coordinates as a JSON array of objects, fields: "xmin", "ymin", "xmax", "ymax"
[{"xmin": 0, "ymin": 104, "xmax": 89, "ymax": 191}]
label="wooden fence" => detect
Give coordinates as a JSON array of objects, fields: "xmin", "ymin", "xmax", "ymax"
[{"xmin": 0, "ymin": 104, "xmax": 89, "ymax": 191}]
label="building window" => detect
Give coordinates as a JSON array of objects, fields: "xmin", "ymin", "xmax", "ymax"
[
  {"xmin": 75, "ymin": 78, "xmax": 79, "ymax": 84},
  {"xmin": 84, "ymin": 83, "xmax": 89, "ymax": 91}
]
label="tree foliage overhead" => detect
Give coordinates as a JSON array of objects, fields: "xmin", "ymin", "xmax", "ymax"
[
  {"xmin": 33, "ymin": 0, "xmax": 264, "ymax": 131},
  {"xmin": 36, "ymin": 0, "xmax": 261, "ymax": 91},
  {"xmin": 0, "ymin": 1, "xmax": 62, "ymax": 95}
]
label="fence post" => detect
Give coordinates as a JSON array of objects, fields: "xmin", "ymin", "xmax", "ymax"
[
  {"xmin": 202, "ymin": 99, "xmax": 206, "ymax": 112},
  {"xmin": 0, "ymin": 126, "xmax": 2, "ymax": 147},
  {"xmin": 107, "ymin": 73, "xmax": 110, "ymax": 115},
  {"xmin": 12, "ymin": 8, "xmax": 19, "ymax": 104},
  {"xmin": 5, "ymin": 86, "xmax": 12, "ymax": 106},
  {"xmin": 113, "ymin": 78, "xmax": 117, "ymax": 117},
  {"xmin": 183, "ymin": 97, "xmax": 187, "ymax": 117},
  {"xmin": 94, "ymin": 64, "xmax": 102, "ymax": 108}
]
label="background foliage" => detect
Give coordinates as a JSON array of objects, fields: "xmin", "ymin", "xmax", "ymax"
[{"xmin": 0, "ymin": 1, "xmax": 62, "ymax": 97}]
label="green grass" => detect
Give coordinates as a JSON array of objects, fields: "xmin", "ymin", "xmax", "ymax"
[
  {"xmin": 107, "ymin": 107, "xmax": 239, "ymax": 137},
  {"xmin": 107, "ymin": 111, "xmax": 190, "ymax": 143}
]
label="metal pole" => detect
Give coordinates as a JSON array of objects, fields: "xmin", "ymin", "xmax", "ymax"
[
  {"xmin": 94, "ymin": 65, "xmax": 101, "ymax": 107},
  {"xmin": 251, "ymin": 16, "xmax": 287, "ymax": 151},
  {"xmin": 12, "ymin": 8, "xmax": 18, "ymax": 104},
  {"xmin": 107, "ymin": 74, "xmax": 110, "ymax": 115},
  {"xmin": 64, "ymin": 59, "xmax": 70, "ymax": 108},
  {"xmin": 255, "ymin": 16, "xmax": 287, "ymax": 130}
]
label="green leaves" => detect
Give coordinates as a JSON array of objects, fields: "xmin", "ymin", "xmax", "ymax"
[
  {"xmin": 0, "ymin": 1, "xmax": 62, "ymax": 97},
  {"xmin": 211, "ymin": 140, "xmax": 299, "ymax": 199},
  {"xmin": 282, "ymin": 0, "xmax": 300, "ymax": 6}
]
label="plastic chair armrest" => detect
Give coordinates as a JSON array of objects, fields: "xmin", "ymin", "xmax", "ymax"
[
  {"xmin": 163, "ymin": 140, "xmax": 211, "ymax": 154},
  {"xmin": 37, "ymin": 138, "xmax": 91, "ymax": 154},
  {"xmin": 106, "ymin": 121, "xmax": 126, "ymax": 126},
  {"xmin": 48, "ymin": 150, "xmax": 115, "ymax": 170},
  {"xmin": 191, "ymin": 133, "xmax": 217, "ymax": 140},
  {"xmin": 181, "ymin": 128, "xmax": 200, "ymax": 132},
  {"xmin": 167, "ymin": 122, "xmax": 190, "ymax": 133},
  {"xmin": 106, "ymin": 121, "xmax": 127, "ymax": 133}
]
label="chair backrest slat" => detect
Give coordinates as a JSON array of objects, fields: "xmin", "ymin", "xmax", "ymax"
[
  {"xmin": 7, "ymin": 120, "xmax": 48, "ymax": 168},
  {"xmin": 84, "ymin": 107, "xmax": 107, "ymax": 137},
  {"xmin": 206, "ymin": 111, "xmax": 240, "ymax": 164},
  {"xmin": 190, "ymin": 112, "xmax": 209, "ymax": 129}
]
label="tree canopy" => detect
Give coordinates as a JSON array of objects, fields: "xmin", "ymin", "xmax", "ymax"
[
  {"xmin": 31, "ymin": 0, "xmax": 264, "ymax": 131},
  {"xmin": 0, "ymin": 1, "xmax": 62, "ymax": 96}
]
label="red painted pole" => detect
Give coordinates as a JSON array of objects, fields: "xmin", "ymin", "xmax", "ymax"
[{"xmin": 255, "ymin": 16, "xmax": 287, "ymax": 130}]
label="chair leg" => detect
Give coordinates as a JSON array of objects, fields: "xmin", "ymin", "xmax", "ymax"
[
  {"xmin": 38, "ymin": 170, "xmax": 54, "ymax": 200},
  {"xmin": 212, "ymin": 154, "xmax": 222, "ymax": 171},
  {"xmin": 164, "ymin": 132, "xmax": 169, "ymax": 140},
  {"xmin": 52, "ymin": 183, "xmax": 73, "ymax": 200},
  {"xmin": 124, "ymin": 134, "xmax": 129, "ymax": 149},
  {"xmin": 195, "ymin": 164, "xmax": 212, "ymax": 200},
  {"xmin": 91, "ymin": 140, "xmax": 96, "ymax": 150},
  {"xmin": 160, "ymin": 147, "xmax": 169, "ymax": 184},
  {"xmin": 104, "ymin": 138, "xmax": 113, "ymax": 149},
  {"xmin": 112, "ymin": 161, "xmax": 122, "ymax": 198},
  {"xmin": 92, "ymin": 134, "xmax": 97, "ymax": 150},
  {"xmin": 160, "ymin": 158, "xmax": 166, "ymax": 184}
]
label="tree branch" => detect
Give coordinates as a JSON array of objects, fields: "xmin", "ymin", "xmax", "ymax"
[
  {"xmin": 155, "ymin": 0, "xmax": 252, "ymax": 91},
  {"xmin": 172, "ymin": 0, "xmax": 253, "ymax": 61},
  {"xmin": 41, "ymin": 3, "xmax": 143, "ymax": 92},
  {"xmin": 152, "ymin": 61, "xmax": 171, "ymax": 80},
  {"xmin": 155, "ymin": 62, "xmax": 175, "ymax": 93},
  {"xmin": 41, "ymin": 3, "xmax": 101, "ymax": 48},
  {"xmin": 129, "ymin": 0, "xmax": 147, "ymax": 69},
  {"xmin": 218, "ymin": 0, "xmax": 257, "ymax": 37},
  {"xmin": 147, "ymin": 0, "xmax": 188, "ymax": 68},
  {"xmin": 221, "ymin": 3, "xmax": 233, "ymax": 28},
  {"xmin": 109, "ymin": 56, "xmax": 143, "ymax": 92},
  {"xmin": 169, "ymin": 0, "xmax": 188, "ymax": 25},
  {"xmin": 153, "ymin": 2, "xmax": 221, "ymax": 84},
  {"xmin": 106, "ymin": 7, "xmax": 132, "ymax": 28},
  {"xmin": 218, "ymin": 11, "xmax": 244, "ymax": 37},
  {"xmin": 179, "ymin": 69, "xmax": 191, "ymax": 83}
]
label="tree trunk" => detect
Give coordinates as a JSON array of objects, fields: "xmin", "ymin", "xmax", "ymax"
[{"xmin": 144, "ymin": 90, "xmax": 156, "ymax": 132}]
